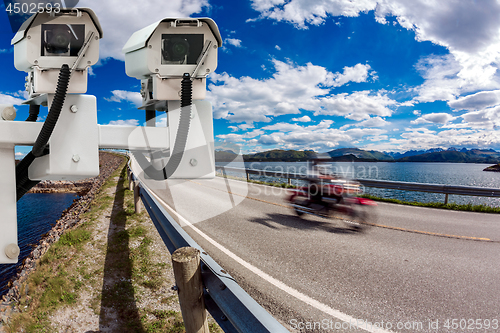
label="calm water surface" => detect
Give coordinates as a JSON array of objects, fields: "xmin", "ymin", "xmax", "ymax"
[
  {"xmin": 217, "ymin": 161, "xmax": 500, "ymax": 206},
  {"xmin": 0, "ymin": 193, "xmax": 77, "ymax": 296}
]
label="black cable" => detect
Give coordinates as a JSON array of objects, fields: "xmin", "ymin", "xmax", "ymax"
[
  {"xmin": 163, "ymin": 72, "xmax": 192, "ymax": 178},
  {"xmin": 145, "ymin": 109, "xmax": 156, "ymax": 127},
  {"xmin": 16, "ymin": 64, "xmax": 71, "ymax": 201},
  {"xmin": 134, "ymin": 73, "xmax": 193, "ymax": 180},
  {"xmin": 26, "ymin": 104, "xmax": 40, "ymax": 122},
  {"xmin": 32, "ymin": 64, "xmax": 71, "ymax": 157}
]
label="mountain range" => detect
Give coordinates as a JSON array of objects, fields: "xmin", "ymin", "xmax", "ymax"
[{"xmin": 215, "ymin": 148, "xmax": 500, "ymax": 164}]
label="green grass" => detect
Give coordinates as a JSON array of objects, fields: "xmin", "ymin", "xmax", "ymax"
[{"xmin": 6, "ymin": 156, "xmax": 129, "ymax": 332}]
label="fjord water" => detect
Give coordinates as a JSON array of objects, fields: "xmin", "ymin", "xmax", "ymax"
[
  {"xmin": 0, "ymin": 193, "xmax": 77, "ymax": 296},
  {"xmin": 218, "ymin": 161, "xmax": 500, "ymax": 206}
]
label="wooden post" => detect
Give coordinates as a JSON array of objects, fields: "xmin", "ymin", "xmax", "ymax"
[
  {"xmin": 288, "ymin": 178, "xmax": 292, "ymax": 186},
  {"xmin": 129, "ymin": 176, "xmax": 134, "ymax": 191},
  {"xmin": 246, "ymin": 172, "xmax": 250, "ymax": 182},
  {"xmin": 172, "ymin": 247, "xmax": 209, "ymax": 333},
  {"xmin": 444, "ymin": 193, "xmax": 449, "ymax": 205},
  {"xmin": 133, "ymin": 181, "xmax": 142, "ymax": 214}
]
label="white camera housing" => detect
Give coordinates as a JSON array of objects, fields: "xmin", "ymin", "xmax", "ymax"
[
  {"xmin": 123, "ymin": 18, "xmax": 222, "ymax": 103},
  {"xmin": 11, "ymin": 8, "xmax": 103, "ymax": 96}
]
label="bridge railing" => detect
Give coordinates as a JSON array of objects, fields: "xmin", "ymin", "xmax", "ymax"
[
  {"xmin": 126, "ymin": 162, "xmax": 290, "ymax": 333},
  {"xmin": 215, "ymin": 166, "xmax": 500, "ymax": 204}
]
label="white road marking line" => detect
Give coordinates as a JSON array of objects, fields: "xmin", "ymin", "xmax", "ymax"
[{"xmin": 147, "ymin": 187, "xmax": 394, "ymax": 333}]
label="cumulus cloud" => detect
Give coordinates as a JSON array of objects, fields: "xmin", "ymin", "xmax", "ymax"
[
  {"xmin": 327, "ymin": 63, "xmax": 375, "ymax": 87},
  {"xmin": 79, "ymin": 0, "xmax": 209, "ymax": 60},
  {"xmin": 356, "ymin": 116, "xmax": 389, "ymax": 127},
  {"xmin": 250, "ymin": 0, "xmax": 376, "ymax": 28},
  {"xmin": 291, "ymin": 115, "xmax": 312, "ymax": 122},
  {"xmin": 225, "ymin": 38, "xmax": 242, "ymax": 47},
  {"xmin": 105, "ymin": 90, "xmax": 142, "ymax": 107},
  {"xmin": 217, "ymin": 119, "xmax": 388, "ymax": 152},
  {"xmin": 0, "ymin": 93, "xmax": 24, "ymax": 105},
  {"xmin": 389, "ymin": 127, "xmax": 500, "ymax": 151},
  {"xmin": 449, "ymin": 90, "xmax": 500, "ymax": 111},
  {"xmin": 411, "ymin": 112, "xmax": 457, "ymax": 125},
  {"xmin": 207, "ymin": 60, "xmax": 393, "ymax": 124},
  {"xmin": 250, "ymin": 0, "xmax": 500, "ymax": 105},
  {"xmin": 413, "ymin": 54, "xmax": 500, "ymax": 104},
  {"xmin": 107, "ymin": 119, "xmax": 139, "ymax": 126},
  {"xmin": 316, "ymin": 91, "xmax": 396, "ymax": 121}
]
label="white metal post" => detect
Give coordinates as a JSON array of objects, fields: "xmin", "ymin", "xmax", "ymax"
[
  {"xmin": 0, "ymin": 147, "xmax": 19, "ymax": 263},
  {"xmin": 165, "ymin": 100, "xmax": 215, "ymax": 179}
]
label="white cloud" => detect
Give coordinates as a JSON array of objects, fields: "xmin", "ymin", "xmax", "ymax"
[
  {"xmin": 238, "ymin": 123, "xmax": 255, "ymax": 130},
  {"xmin": 79, "ymin": 0, "xmax": 209, "ymax": 60},
  {"xmin": 356, "ymin": 116, "xmax": 389, "ymax": 127},
  {"xmin": 107, "ymin": 119, "xmax": 139, "ymax": 126},
  {"xmin": 389, "ymin": 127, "xmax": 500, "ymax": 151},
  {"xmin": 207, "ymin": 60, "xmax": 393, "ymax": 124},
  {"xmin": 105, "ymin": 90, "xmax": 142, "ymax": 107},
  {"xmin": 250, "ymin": 0, "xmax": 376, "ymax": 28},
  {"xmin": 327, "ymin": 63, "xmax": 375, "ymax": 87},
  {"xmin": 225, "ymin": 38, "xmax": 242, "ymax": 47},
  {"xmin": 449, "ymin": 90, "xmax": 500, "ymax": 111},
  {"xmin": 217, "ymin": 119, "xmax": 388, "ymax": 151},
  {"xmin": 0, "ymin": 93, "xmax": 24, "ymax": 105},
  {"xmin": 0, "ymin": 49, "xmax": 11, "ymax": 54},
  {"xmin": 275, "ymin": 45, "xmax": 281, "ymax": 50},
  {"xmin": 250, "ymin": 0, "xmax": 500, "ymax": 106},
  {"xmin": 316, "ymin": 90, "xmax": 396, "ymax": 121},
  {"xmin": 411, "ymin": 112, "xmax": 457, "ymax": 125},
  {"xmin": 412, "ymin": 54, "xmax": 500, "ymax": 104},
  {"xmin": 291, "ymin": 115, "xmax": 311, "ymax": 122}
]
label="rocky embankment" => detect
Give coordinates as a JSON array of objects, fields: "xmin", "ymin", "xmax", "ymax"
[
  {"xmin": 28, "ymin": 180, "xmax": 94, "ymax": 195},
  {"xmin": 0, "ymin": 152, "xmax": 125, "ymax": 323},
  {"xmin": 483, "ymin": 163, "xmax": 500, "ymax": 172}
]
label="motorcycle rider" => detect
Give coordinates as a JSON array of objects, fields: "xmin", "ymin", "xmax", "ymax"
[{"xmin": 305, "ymin": 157, "xmax": 343, "ymax": 205}]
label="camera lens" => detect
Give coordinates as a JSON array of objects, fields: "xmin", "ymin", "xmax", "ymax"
[
  {"xmin": 45, "ymin": 27, "xmax": 72, "ymax": 54},
  {"xmin": 172, "ymin": 39, "xmax": 189, "ymax": 58},
  {"xmin": 163, "ymin": 37, "xmax": 190, "ymax": 63}
]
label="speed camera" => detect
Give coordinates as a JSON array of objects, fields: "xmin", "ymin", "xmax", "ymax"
[
  {"xmin": 11, "ymin": 7, "xmax": 103, "ymax": 96},
  {"xmin": 123, "ymin": 18, "xmax": 222, "ymax": 104}
]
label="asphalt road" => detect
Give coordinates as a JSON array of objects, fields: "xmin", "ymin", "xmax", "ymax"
[{"xmin": 133, "ymin": 163, "xmax": 500, "ymax": 333}]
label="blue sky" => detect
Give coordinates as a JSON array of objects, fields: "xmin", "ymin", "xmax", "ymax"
[{"xmin": 1, "ymin": 0, "xmax": 500, "ymax": 156}]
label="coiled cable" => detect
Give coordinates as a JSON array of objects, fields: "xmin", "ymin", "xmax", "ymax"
[
  {"xmin": 16, "ymin": 64, "xmax": 71, "ymax": 201},
  {"xmin": 135, "ymin": 73, "xmax": 193, "ymax": 180}
]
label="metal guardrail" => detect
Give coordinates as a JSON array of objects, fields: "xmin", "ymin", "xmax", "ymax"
[
  {"xmin": 127, "ymin": 164, "xmax": 290, "ymax": 333},
  {"xmin": 216, "ymin": 166, "xmax": 500, "ymax": 203}
]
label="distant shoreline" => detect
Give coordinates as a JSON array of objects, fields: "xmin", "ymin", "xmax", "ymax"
[{"xmin": 217, "ymin": 159, "xmax": 498, "ymax": 164}]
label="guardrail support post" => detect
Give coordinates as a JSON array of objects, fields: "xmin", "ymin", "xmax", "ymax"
[
  {"xmin": 444, "ymin": 193, "xmax": 449, "ymax": 205},
  {"xmin": 172, "ymin": 247, "xmax": 209, "ymax": 333},
  {"xmin": 133, "ymin": 181, "xmax": 142, "ymax": 214},
  {"xmin": 128, "ymin": 173, "xmax": 134, "ymax": 191},
  {"xmin": 246, "ymin": 172, "xmax": 250, "ymax": 182}
]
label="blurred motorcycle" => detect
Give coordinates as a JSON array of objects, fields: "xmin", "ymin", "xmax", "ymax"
[{"xmin": 287, "ymin": 175, "xmax": 377, "ymax": 231}]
